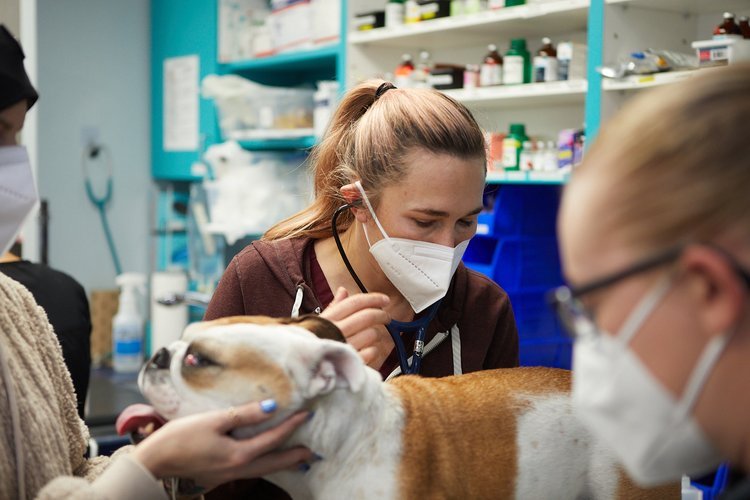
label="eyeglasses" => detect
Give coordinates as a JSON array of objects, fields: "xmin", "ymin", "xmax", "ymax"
[{"xmin": 548, "ymin": 244, "xmax": 750, "ymax": 339}]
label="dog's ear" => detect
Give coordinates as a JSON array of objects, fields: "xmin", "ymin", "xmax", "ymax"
[
  {"xmin": 296, "ymin": 339, "xmax": 365, "ymax": 398},
  {"xmin": 284, "ymin": 315, "xmax": 346, "ymax": 343}
]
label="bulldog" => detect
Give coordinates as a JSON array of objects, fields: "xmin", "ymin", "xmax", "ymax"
[{"xmin": 120, "ymin": 315, "xmax": 678, "ymax": 500}]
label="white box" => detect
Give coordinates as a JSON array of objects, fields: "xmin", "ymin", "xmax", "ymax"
[
  {"xmin": 312, "ymin": 0, "xmax": 340, "ymax": 45},
  {"xmin": 692, "ymin": 37, "xmax": 750, "ymax": 67},
  {"xmin": 269, "ymin": 0, "xmax": 313, "ymax": 53}
]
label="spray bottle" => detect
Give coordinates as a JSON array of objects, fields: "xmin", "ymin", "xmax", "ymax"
[{"xmin": 112, "ymin": 273, "xmax": 147, "ymax": 373}]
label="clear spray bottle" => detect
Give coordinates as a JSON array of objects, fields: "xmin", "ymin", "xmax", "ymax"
[{"xmin": 112, "ymin": 273, "xmax": 147, "ymax": 373}]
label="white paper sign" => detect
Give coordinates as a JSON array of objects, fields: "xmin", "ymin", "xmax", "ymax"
[{"xmin": 163, "ymin": 55, "xmax": 199, "ymax": 151}]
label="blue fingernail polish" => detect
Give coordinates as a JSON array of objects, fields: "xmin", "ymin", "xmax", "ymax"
[
  {"xmin": 260, "ymin": 399, "xmax": 277, "ymax": 413},
  {"xmin": 298, "ymin": 462, "xmax": 311, "ymax": 473},
  {"xmin": 305, "ymin": 411, "xmax": 315, "ymax": 422},
  {"xmin": 312, "ymin": 453, "xmax": 324, "ymax": 462}
]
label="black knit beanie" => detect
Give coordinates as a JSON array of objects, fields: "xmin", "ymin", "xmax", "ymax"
[{"xmin": 0, "ymin": 24, "xmax": 38, "ymax": 111}]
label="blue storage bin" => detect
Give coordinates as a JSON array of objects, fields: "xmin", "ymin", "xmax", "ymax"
[
  {"xmin": 519, "ymin": 337, "xmax": 572, "ymax": 369},
  {"xmin": 484, "ymin": 185, "xmax": 561, "ymax": 237}
]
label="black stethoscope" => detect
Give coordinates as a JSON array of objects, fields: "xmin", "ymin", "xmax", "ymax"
[{"xmin": 331, "ymin": 204, "xmax": 441, "ymax": 375}]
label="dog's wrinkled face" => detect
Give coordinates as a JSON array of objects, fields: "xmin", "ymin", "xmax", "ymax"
[{"xmin": 139, "ymin": 315, "xmax": 364, "ymax": 432}]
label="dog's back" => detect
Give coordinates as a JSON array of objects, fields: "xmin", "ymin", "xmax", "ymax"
[{"xmin": 387, "ymin": 367, "xmax": 679, "ymax": 500}]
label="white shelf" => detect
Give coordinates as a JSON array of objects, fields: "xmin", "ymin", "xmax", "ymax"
[
  {"xmin": 348, "ymin": 0, "xmax": 589, "ymax": 49},
  {"xmin": 444, "ymin": 79, "xmax": 587, "ymax": 108},
  {"xmin": 606, "ymin": 0, "xmax": 750, "ymax": 15},
  {"xmin": 601, "ymin": 69, "xmax": 699, "ymax": 91}
]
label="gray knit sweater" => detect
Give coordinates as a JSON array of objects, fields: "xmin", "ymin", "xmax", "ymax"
[{"xmin": 0, "ymin": 273, "xmax": 167, "ymax": 499}]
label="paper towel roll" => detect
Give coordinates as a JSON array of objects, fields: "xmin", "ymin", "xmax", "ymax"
[{"xmin": 150, "ymin": 271, "xmax": 189, "ymax": 353}]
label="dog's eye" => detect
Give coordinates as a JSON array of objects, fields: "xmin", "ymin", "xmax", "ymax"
[{"xmin": 184, "ymin": 351, "xmax": 219, "ymax": 368}]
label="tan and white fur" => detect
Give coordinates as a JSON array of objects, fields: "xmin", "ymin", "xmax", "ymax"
[{"xmin": 138, "ymin": 316, "xmax": 679, "ymax": 500}]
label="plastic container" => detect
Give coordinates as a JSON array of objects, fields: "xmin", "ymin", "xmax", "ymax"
[
  {"xmin": 501, "ymin": 123, "xmax": 528, "ymax": 170},
  {"xmin": 464, "ymin": 64, "xmax": 480, "ymax": 90},
  {"xmin": 405, "ymin": 0, "xmax": 421, "ymax": 23},
  {"xmin": 112, "ymin": 273, "xmax": 146, "ymax": 373},
  {"xmin": 682, "ymin": 476, "xmax": 704, "ymax": 500},
  {"xmin": 503, "ymin": 38, "xmax": 531, "ymax": 85},
  {"xmin": 394, "ymin": 53, "xmax": 415, "ymax": 88},
  {"xmin": 419, "ymin": 0, "xmax": 451, "ymax": 21},
  {"xmin": 505, "ymin": 0, "xmax": 526, "ymax": 6},
  {"xmin": 354, "ymin": 10, "xmax": 386, "ymax": 31},
  {"xmin": 385, "ymin": 0, "xmax": 405, "ymax": 27}
]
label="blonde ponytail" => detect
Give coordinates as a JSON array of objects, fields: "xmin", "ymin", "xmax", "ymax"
[{"xmin": 263, "ymin": 80, "xmax": 486, "ymax": 241}]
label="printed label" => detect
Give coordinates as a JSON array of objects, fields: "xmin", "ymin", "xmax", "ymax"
[
  {"xmin": 480, "ymin": 63, "xmax": 502, "ymax": 86},
  {"xmin": 501, "ymin": 138, "xmax": 521, "ymax": 168},
  {"xmin": 503, "ymin": 56, "xmax": 524, "ymax": 85},
  {"xmin": 115, "ymin": 339, "xmax": 142, "ymax": 355},
  {"xmin": 428, "ymin": 74, "xmax": 454, "ymax": 86}
]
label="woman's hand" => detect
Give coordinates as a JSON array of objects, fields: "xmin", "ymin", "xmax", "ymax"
[
  {"xmin": 320, "ymin": 287, "xmax": 393, "ymax": 369},
  {"xmin": 131, "ymin": 400, "xmax": 312, "ymax": 491}
]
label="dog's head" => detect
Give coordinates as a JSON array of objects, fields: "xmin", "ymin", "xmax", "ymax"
[{"xmin": 136, "ymin": 315, "xmax": 365, "ymax": 431}]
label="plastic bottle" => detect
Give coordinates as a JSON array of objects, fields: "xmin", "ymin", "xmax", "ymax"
[
  {"xmin": 394, "ymin": 53, "xmax": 415, "ymax": 88},
  {"xmin": 543, "ymin": 140, "xmax": 558, "ymax": 171},
  {"xmin": 519, "ymin": 141, "xmax": 535, "ymax": 171},
  {"xmin": 503, "ymin": 38, "xmax": 531, "ymax": 85},
  {"xmin": 480, "ymin": 44, "xmax": 503, "ymax": 87},
  {"xmin": 714, "ymin": 12, "xmax": 742, "ymax": 38},
  {"xmin": 681, "ymin": 476, "xmax": 703, "ymax": 500},
  {"xmin": 414, "ymin": 50, "xmax": 434, "ymax": 88},
  {"xmin": 405, "ymin": 0, "xmax": 421, "ymax": 24},
  {"xmin": 739, "ymin": 16, "xmax": 750, "ymax": 39},
  {"xmin": 464, "ymin": 64, "xmax": 480, "ymax": 90},
  {"xmin": 505, "ymin": 0, "xmax": 526, "ymax": 6},
  {"xmin": 534, "ymin": 37, "xmax": 559, "ymax": 83},
  {"xmin": 112, "ymin": 273, "xmax": 147, "ymax": 373},
  {"xmin": 501, "ymin": 123, "xmax": 528, "ymax": 171},
  {"xmin": 386, "ymin": 0, "xmax": 406, "ymax": 27}
]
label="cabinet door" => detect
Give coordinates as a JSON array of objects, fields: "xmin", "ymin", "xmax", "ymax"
[{"xmin": 152, "ymin": 0, "xmax": 219, "ymax": 180}]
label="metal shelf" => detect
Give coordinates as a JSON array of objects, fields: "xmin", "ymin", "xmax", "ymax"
[
  {"xmin": 444, "ymin": 79, "xmax": 587, "ymax": 108},
  {"xmin": 348, "ymin": 0, "xmax": 589, "ymax": 49},
  {"xmin": 220, "ymin": 43, "xmax": 341, "ymax": 73}
]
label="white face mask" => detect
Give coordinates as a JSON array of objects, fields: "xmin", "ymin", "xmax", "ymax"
[
  {"xmin": 572, "ymin": 276, "xmax": 726, "ymax": 487},
  {"xmin": 0, "ymin": 146, "xmax": 38, "ymax": 255},
  {"xmin": 355, "ymin": 181, "xmax": 469, "ymax": 314}
]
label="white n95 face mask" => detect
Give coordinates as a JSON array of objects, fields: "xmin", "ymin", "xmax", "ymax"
[
  {"xmin": 572, "ymin": 276, "xmax": 726, "ymax": 487},
  {"xmin": 0, "ymin": 146, "xmax": 38, "ymax": 255},
  {"xmin": 355, "ymin": 181, "xmax": 469, "ymax": 314}
]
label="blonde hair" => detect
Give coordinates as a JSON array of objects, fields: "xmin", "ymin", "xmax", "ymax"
[
  {"xmin": 263, "ymin": 80, "xmax": 486, "ymax": 241},
  {"xmin": 568, "ymin": 64, "xmax": 750, "ymax": 250}
]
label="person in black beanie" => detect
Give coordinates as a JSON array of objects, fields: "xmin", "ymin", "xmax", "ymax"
[{"xmin": 0, "ymin": 23, "xmax": 92, "ymax": 420}]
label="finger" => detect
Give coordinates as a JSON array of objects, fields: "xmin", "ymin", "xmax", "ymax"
[
  {"xmin": 358, "ymin": 346, "xmax": 379, "ymax": 366},
  {"xmin": 345, "ymin": 327, "xmax": 377, "ymax": 351},
  {"xmin": 320, "ymin": 292, "xmax": 389, "ymax": 322},
  {"xmin": 328, "ymin": 287, "xmax": 348, "ymax": 306},
  {"xmin": 334, "ymin": 308, "xmax": 390, "ymax": 339},
  {"xmin": 215, "ymin": 400, "xmax": 276, "ymax": 433}
]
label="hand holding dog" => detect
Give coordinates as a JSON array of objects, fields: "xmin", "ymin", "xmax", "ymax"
[
  {"xmin": 320, "ymin": 287, "xmax": 392, "ymax": 369},
  {"xmin": 130, "ymin": 400, "xmax": 312, "ymax": 491}
]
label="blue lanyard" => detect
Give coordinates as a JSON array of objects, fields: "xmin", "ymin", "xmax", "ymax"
[
  {"xmin": 332, "ymin": 204, "xmax": 441, "ymax": 376},
  {"xmin": 386, "ymin": 301, "xmax": 441, "ymax": 375}
]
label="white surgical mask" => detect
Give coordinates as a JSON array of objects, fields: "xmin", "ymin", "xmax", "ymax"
[
  {"xmin": 0, "ymin": 146, "xmax": 38, "ymax": 255},
  {"xmin": 572, "ymin": 276, "xmax": 726, "ymax": 487},
  {"xmin": 355, "ymin": 181, "xmax": 469, "ymax": 313}
]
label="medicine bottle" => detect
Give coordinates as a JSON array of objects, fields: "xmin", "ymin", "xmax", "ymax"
[
  {"xmin": 405, "ymin": 0, "xmax": 421, "ymax": 23},
  {"xmin": 480, "ymin": 44, "xmax": 503, "ymax": 87},
  {"xmin": 414, "ymin": 50, "xmax": 434, "ymax": 88},
  {"xmin": 464, "ymin": 64, "xmax": 480, "ymax": 90},
  {"xmin": 386, "ymin": 0, "xmax": 405, "ymax": 27},
  {"xmin": 715, "ymin": 12, "xmax": 742, "ymax": 37},
  {"xmin": 503, "ymin": 38, "xmax": 531, "ymax": 85},
  {"xmin": 739, "ymin": 16, "xmax": 750, "ymax": 39},
  {"xmin": 395, "ymin": 53, "xmax": 415, "ymax": 88},
  {"xmin": 501, "ymin": 123, "xmax": 528, "ymax": 171},
  {"xmin": 534, "ymin": 37, "xmax": 559, "ymax": 82}
]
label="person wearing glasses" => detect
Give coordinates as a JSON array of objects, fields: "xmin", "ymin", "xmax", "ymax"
[{"xmin": 551, "ymin": 64, "xmax": 750, "ymax": 498}]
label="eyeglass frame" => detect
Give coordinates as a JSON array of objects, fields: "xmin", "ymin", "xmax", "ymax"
[{"xmin": 547, "ymin": 243, "xmax": 750, "ymax": 338}]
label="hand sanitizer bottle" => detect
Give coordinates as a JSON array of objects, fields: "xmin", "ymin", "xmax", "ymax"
[{"xmin": 112, "ymin": 273, "xmax": 146, "ymax": 373}]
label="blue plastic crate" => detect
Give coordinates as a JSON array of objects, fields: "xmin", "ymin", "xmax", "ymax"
[{"xmin": 484, "ymin": 185, "xmax": 561, "ymax": 237}]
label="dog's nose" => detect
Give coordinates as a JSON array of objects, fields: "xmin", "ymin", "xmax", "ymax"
[{"xmin": 152, "ymin": 348, "xmax": 171, "ymax": 370}]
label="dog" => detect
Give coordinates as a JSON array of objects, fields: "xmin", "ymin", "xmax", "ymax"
[{"xmin": 123, "ymin": 315, "xmax": 679, "ymax": 499}]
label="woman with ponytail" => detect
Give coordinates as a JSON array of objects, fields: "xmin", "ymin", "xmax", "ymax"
[{"xmin": 205, "ymin": 78, "xmax": 520, "ymax": 499}]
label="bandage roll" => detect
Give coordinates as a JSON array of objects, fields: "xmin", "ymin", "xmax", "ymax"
[{"xmin": 150, "ymin": 271, "xmax": 189, "ymax": 353}]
